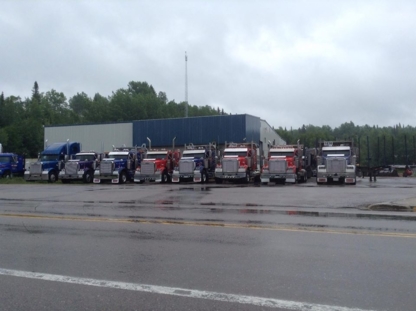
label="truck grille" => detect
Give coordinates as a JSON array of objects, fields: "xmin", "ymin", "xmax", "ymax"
[
  {"xmin": 30, "ymin": 162, "xmax": 42, "ymax": 174},
  {"xmin": 100, "ymin": 161, "xmax": 113, "ymax": 174},
  {"xmin": 269, "ymin": 160, "xmax": 287, "ymax": 174},
  {"xmin": 326, "ymin": 158, "xmax": 346, "ymax": 173},
  {"xmin": 222, "ymin": 159, "xmax": 238, "ymax": 173},
  {"xmin": 141, "ymin": 162, "xmax": 155, "ymax": 175},
  {"xmin": 65, "ymin": 162, "xmax": 78, "ymax": 175},
  {"xmin": 179, "ymin": 160, "xmax": 194, "ymax": 174}
]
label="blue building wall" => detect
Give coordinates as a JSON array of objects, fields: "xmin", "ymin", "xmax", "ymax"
[{"xmin": 132, "ymin": 114, "xmax": 261, "ymax": 147}]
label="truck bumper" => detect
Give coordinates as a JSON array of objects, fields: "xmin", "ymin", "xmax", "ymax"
[
  {"xmin": 171, "ymin": 171, "xmax": 195, "ymax": 183},
  {"xmin": 260, "ymin": 173, "xmax": 296, "ymax": 183},
  {"xmin": 59, "ymin": 172, "xmax": 84, "ymax": 181},
  {"xmin": 134, "ymin": 172, "xmax": 162, "ymax": 183},
  {"xmin": 24, "ymin": 171, "xmax": 49, "ymax": 181},
  {"xmin": 215, "ymin": 171, "xmax": 246, "ymax": 179},
  {"xmin": 316, "ymin": 172, "xmax": 356, "ymax": 184},
  {"xmin": 93, "ymin": 171, "xmax": 120, "ymax": 184}
]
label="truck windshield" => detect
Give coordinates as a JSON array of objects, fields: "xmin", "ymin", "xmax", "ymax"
[
  {"xmin": 323, "ymin": 150, "xmax": 350, "ymax": 157},
  {"xmin": 0, "ymin": 156, "xmax": 11, "ymax": 163},
  {"xmin": 108, "ymin": 154, "xmax": 128, "ymax": 160},
  {"xmin": 270, "ymin": 152, "xmax": 294, "ymax": 157},
  {"xmin": 74, "ymin": 154, "xmax": 95, "ymax": 161},
  {"xmin": 183, "ymin": 151, "xmax": 205, "ymax": 157},
  {"xmin": 146, "ymin": 153, "xmax": 167, "ymax": 160},
  {"xmin": 224, "ymin": 151, "xmax": 247, "ymax": 157},
  {"xmin": 40, "ymin": 155, "xmax": 59, "ymax": 161}
]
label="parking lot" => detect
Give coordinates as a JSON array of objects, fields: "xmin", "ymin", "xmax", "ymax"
[{"xmin": 0, "ymin": 177, "xmax": 415, "ymax": 310}]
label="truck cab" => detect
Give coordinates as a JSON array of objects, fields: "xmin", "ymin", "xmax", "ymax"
[
  {"xmin": 59, "ymin": 151, "xmax": 102, "ymax": 183},
  {"xmin": 134, "ymin": 149, "xmax": 180, "ymax": 183},
  {"xmin": 316, "ymin": 141, "xmax": 357, "ymax": 185},
  {"xmin": 172, "ymin": 143, "xmax": 217, "ymax": 183},
  {"xmin": 0, "ymin": 153, "xmax": 25, "ymax": 178},
  {"xmin": 93, "ymin": 147, "xmax": 143, "ymax": 184},
  {"xmin": 260, "ymin": 144, "xmax": 307, "ymax": 184},
  {"xmin": 214, "ymin": 142, "xmax": 259, "ymax": 183},
  {"xmin": 24, "ymin": 142, "xmax": 81, "ymax": 183}
]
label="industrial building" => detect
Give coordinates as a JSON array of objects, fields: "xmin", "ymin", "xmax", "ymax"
[{"xmin": 44, "ymin": 114, "xmax": 285, "ymax": 155}]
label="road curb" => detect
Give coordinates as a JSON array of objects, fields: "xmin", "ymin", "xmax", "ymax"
[{"xmin": 367, "ymin": 203, "xmax": 413, "ymax": 211}]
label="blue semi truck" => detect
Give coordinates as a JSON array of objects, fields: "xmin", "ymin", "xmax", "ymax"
[
  {"xmin": 0, "ymin": 152, "xmax": 25, "ymax": 178},
  {"xmin": 24, "ymin": 141, "xmax": 81, "ymax": 183},
  {"xmin": 94, "ymin": 146, "xmax": 146, "ymax": 184},
  {"xmin": 59, "ymin": 151, "xmax": 103, "ymax": 183},
  {"xmin": 172, "ymin": 143, "xmax": 217, "ymax": 183},
  {"xmin": 316, "ymin": 140, "xmax": 357, "ymax": 185}
]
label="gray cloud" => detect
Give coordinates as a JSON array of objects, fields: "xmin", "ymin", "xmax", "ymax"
[{"xmin": 1, "ymin": 0, "xmax": 415, "ymax": 129}]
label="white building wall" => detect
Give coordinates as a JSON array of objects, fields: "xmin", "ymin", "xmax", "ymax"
[
  {"xmin": 260, "ymin": 119, "xmax": 286, "ymax": 154},
  {"xmin": 44, "ymin": 123, "xmax": 133, "ymax": 153}
]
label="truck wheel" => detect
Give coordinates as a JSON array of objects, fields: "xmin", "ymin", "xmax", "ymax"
[
  {"xmin": 201, "ymin": 171, "xmax": 207, "ymax": 184},
  {"xmin": 3, "ymin": 170, "xmax": 11, "ymax": 178},
  {"xmin": 119, "ymin": 171, "xmax": 127, "ymax": 184},
  {"xmin": 161, "ymin": 171, "xmax": 167, "ymax": 183},
  {"xmin": 245, "ymin": 172, "xmax": 250, "ymax": 183},
  {"xmin": 83, "ymin": 171, "xmax": 93, "ymax": 183},
  {"xmin": 48, "ymin": 171, "xmax": 58, "ymax": 183}
]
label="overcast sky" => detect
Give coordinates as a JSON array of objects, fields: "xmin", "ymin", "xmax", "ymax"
[{"xmin": 1, "ymin": 0, "xmax": 415, "ymax": 129}]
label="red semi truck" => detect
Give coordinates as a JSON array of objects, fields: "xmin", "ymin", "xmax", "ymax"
[
  {"xmin": 261, "ymin": 142, "xmax": 307, "ymax": 184},
  {"xmin": 214, "ymin": 142, "xmax": 260, "ymax": 183}
]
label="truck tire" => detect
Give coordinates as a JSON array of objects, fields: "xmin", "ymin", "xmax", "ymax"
[
  {"xmin": 48, "ymin": 171, "xmax": 58, "ymax": 183},
  {"xmin": 119, "ymin": 171, "xmax": 127, "ymax": 184},
  {"xmin": 161, "ymin": 171, "xmax": 167, "ymax": 183},
  {"xmin": 3, "ymin": 170, "xmax": 11, "ymax": 178},
  {"xmin": 201, "ymin": 171, "xmax": 207, "ymax": 184},
  {"xmin": 245, "ymin": 171, "xmax": 250, "ymax": 183},
  {"xmin": 83, "ymin": 171, "xmax": 93, "ymax": 183}
]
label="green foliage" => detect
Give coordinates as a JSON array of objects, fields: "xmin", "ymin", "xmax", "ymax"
[
  {"xmin": 276, "ymin": 122, "xmax": 416, "ymax": 166},
  {"xmin": 0, "ymin": 81, "xmax": 222, "ymax": 157}
]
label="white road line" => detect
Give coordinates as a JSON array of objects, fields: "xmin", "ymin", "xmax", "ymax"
[{"xmin": 0, "ymin": 268, "xmax": 378, "ymax": 311}]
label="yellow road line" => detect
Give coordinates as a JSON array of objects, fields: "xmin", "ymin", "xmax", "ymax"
[{"xmin": 0, "ymin": 212, "xmax": 415, "ymax": 238}]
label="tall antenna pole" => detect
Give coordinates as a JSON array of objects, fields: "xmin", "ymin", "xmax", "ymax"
[{"xmin": 185, "ymin": 51, "xmax": 188, "ymax": 118}]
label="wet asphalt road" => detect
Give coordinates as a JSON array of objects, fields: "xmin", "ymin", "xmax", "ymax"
[{"xmin": 0, "ymin": 177, "xmax": 416, "ymax": 311}]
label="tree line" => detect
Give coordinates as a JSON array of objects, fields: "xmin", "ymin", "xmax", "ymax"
[
  {"xmin": 0, "ymin": 81, "xmax": 225, "ymax": 157},
  {"xmin": 277, "ymin": 122, "xmax": 416, "ymax": 167},
  {"xmin": 1, "ymin": 81, "xmax": 415, "ymax": 166}
]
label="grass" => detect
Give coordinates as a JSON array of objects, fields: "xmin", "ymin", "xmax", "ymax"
[{"xmin": 0, "ymin": 176, "xmax": 29, "ymax": 184}]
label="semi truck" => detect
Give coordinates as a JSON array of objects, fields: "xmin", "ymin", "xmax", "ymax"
[
  {"xmin": 93, "ymin": 146, "xmax": 145, "ymax": 184},
  {"xmin": 134, "ymin": 148, "xmax": 180, "ymax": 183},
  {"xmin": 214, "ymin": 142, "xmax": 260, "ymax": 183},
  {"xmin": 316, "ymin": 140, "xmax": 357, "ymax": 185},
  {"xmin": 172, "ymin": 143, "xmax": 217, "ymax": 183},
  {"xmin": 0, "ymin": 152, "xmax": 25, "ymax": 178},
  {"xmin": 59, "ymin": 151, "xmax": 103, "ymax": 183},
  {"xmin": 24, "ymin": 141, "xmax": 81, "ymax": 182},
  {"xmin": 260, "ymin": 142, "xmax": 307, "ymax": 184}
]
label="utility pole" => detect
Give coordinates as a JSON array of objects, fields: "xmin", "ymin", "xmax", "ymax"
[{"xmin": 185, "ymin": 51, "xmax": 188, "ymax": 118}]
